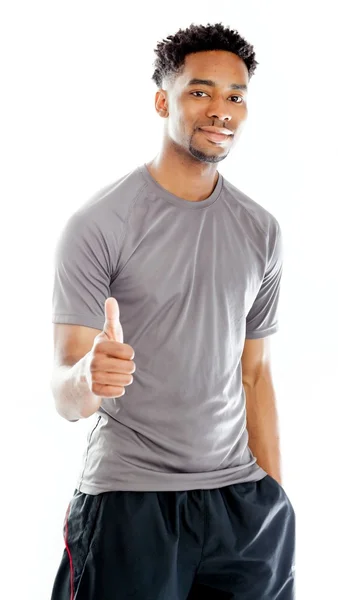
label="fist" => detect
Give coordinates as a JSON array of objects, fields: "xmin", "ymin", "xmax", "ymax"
[{"xmin": 86, "ymin": 297, "xmax": 136, "ymax": 398}]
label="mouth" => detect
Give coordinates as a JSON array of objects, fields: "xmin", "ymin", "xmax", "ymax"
[{"xmin": 198, "ymin": 129, "xmax": 233, "ymax": 144}]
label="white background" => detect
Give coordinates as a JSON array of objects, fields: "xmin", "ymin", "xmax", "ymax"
[{"xmin": 1, "ymin": 1, "xmax": 337, "ymax": 598}]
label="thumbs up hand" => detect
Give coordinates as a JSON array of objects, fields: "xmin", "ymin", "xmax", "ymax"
[{"xmin": 85, "ymin": 298, "xmax": 136, "ymax": 399}]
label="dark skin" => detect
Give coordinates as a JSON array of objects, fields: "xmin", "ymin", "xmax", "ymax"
[{"xmin": 146, "ymin": 50, "xmax": 249, "ymax": 202}]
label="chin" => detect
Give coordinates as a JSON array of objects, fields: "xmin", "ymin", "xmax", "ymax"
[{"xmin": 189, "ymin": 145, "xmax": 229, "ymax": 164}]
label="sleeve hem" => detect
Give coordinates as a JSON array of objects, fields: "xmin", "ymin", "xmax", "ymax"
[
  {"xmin": 52, "ymin": 314, "xmax": 104, "ymax": 331},
  {"xmin": 245, "ymin": 325, "xmax": 279, "ymax": 339}
]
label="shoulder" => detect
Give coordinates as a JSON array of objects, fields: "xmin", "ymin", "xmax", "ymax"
[
  {"xmin": 220, "ymin": 175, "xmax": 281, "ymax": 240},
  {"xmin": 59, "ymin": 165, "xmax": 147, "ymax": 243},
  {"xmin": 75, "ymin": 164, "xmax": 146, "ymax": 223}
]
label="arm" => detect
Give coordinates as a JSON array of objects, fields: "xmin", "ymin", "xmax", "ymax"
[
  {"xmin": 51, "ymin": 357, "xmax": 101, "ymax": 422},
  {"xmin": 51, "ymin": 323, "xmax": 102, "ymax": 421},
  {"xmin": 241, "ymin": 337, "xmax": 283, "ymax": 485},
  {"xmin": 51, "ymin": 209, "xmax": 118, "ymax": 421}
]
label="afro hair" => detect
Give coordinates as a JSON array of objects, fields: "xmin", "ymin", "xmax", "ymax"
[{"xmin": 151, "ymin": 22, "xmax": 258, "ymax": 88}]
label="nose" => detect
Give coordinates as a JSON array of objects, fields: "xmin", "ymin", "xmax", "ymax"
[
  {"xmin": 206, "ymin": 98, "xmax": 233, "ymax": 123},
  {"xmin": 208, "ymin": 112, "xmax": 232, "ymax": 124}
]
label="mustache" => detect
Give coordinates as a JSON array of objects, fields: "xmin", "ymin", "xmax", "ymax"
[{"xmin": 198, "ymin": 121, "xmax": 234, "ymax": 133}]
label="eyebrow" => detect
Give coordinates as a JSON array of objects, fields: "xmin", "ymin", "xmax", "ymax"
[{"xmin": 187, "ymin": 78, "xmax": 247, "ymax": 91}]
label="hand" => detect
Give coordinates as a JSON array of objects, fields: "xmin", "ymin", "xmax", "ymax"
[{"xmin": 85, "ymin": 297, "xmax": 136, "ymax": 398}]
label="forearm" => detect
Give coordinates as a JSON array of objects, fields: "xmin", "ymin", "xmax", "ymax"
[
  {"xmin": 244, "ymin": 375, "xmax": 283, "ymax": 485},
  {"xmin": 51, "ymin": 354, "xmax": 102, "ymax": 421}
]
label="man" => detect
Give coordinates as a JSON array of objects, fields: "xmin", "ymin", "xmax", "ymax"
[{"xmin": 51, "ymin": 22, "xmax": 295, "ymax": 600}]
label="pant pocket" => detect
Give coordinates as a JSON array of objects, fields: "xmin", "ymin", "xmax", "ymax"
[
  {"xmin": 63, "ymin": 490, "xmax": 105, "ymax": 592},
  {"xmin": 264, "ymin": 474, "xmax": 295, "ymax": 515}
]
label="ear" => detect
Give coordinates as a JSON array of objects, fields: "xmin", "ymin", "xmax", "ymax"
[{"xmin": 154, "ymin": 90, "xmax": 169, "ymax": 117}]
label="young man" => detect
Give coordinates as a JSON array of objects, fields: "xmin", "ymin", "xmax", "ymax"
[{"xmin": 51, "ymin": 22, "xmax": 295, "ymax": 600}]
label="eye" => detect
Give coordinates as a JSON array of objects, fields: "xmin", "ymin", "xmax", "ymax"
[
  {"xmin": 191, "ymin": 91, "xmax": 209, "ymax": 98},
  {"xmin": 191, "ymin": 92, "xmax": 244, "ymax": 104}
]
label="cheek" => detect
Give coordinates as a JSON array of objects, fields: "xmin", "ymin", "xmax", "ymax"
[
  {"xmin": 233, "ymin": 108, "xmax": 248, "ymax": 132},
  {"xmin": 168, "ymin": 111, "xmax": 190, "ymax": 140},
  {"xmin": 239, "ymin": 105, "xmax": 249, "ymax": 121}
]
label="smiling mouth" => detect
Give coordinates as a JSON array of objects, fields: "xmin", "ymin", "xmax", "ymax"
[{"xmin": 198, "ymin": 129, "xmax": 233, "ymax": 144}]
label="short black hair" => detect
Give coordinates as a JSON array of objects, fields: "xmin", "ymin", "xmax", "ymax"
[{"xmin": 151, "ymin": 22, "xmax": 258, "ymax": 88}]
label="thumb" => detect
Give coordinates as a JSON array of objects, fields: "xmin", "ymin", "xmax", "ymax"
[{"xmin": 102, "ymin": 297, "xmax": 124, "ymax": 343}]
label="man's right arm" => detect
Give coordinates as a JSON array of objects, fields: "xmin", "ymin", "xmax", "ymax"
[
  {"xmin": 51, "ymin": 355, "xmax": 102, "ymax": 422},
  {"xmin": 50, "ymin": 323, "xmax": 102, "ymax": 422}
]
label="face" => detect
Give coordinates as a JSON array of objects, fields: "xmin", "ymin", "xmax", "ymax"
[{"xmin": 156, "ymin": 50, "xmax": 249, "ymax": 164}]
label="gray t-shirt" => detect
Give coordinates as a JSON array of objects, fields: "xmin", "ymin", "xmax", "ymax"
[{"xmin": 52, "ymin": 163, "xmax": 283, "ymax": 494}]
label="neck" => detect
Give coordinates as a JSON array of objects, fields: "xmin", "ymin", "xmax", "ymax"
[{"xmin": 146, "ymin": 142, "xmax": 219, "ymax": 202}]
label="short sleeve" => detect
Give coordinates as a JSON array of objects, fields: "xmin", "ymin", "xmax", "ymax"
[
  {"xmin": 245, "ymin": 220, "xmax": 283, "ymax": 339},
  {"xmin": 52, "ymin": 211, "xmax": 118, "ymax": 331}
]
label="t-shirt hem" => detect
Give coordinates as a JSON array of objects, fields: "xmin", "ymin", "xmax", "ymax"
[{"xmin": 76, "ymin": 464, "xmax": 268, "ymax": 495}]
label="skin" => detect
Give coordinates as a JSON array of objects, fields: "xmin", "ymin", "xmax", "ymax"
[{"xmin": 146, "ymin": 50, "xmax": 249, "ymax": 202}]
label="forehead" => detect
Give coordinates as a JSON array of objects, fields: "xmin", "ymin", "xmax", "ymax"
[{"xmin": 179, "ymin": 50, "xmax": 249, "ymax": 87}]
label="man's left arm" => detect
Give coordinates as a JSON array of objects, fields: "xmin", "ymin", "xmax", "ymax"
[{"xmin": 241, "ymin": 336, "xmax": 283, "ymax": 485}]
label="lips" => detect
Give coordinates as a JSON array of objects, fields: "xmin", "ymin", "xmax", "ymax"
[
  {"xmin": 200, "ymin": 126, "xmax": 234, "ymax": 136},
  {"xmin": 199, "ymin": 129, "xmax": 233, "ymax": 143}
]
